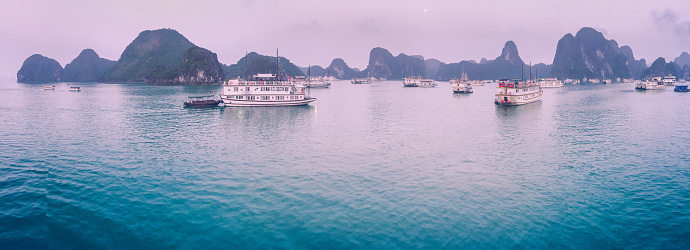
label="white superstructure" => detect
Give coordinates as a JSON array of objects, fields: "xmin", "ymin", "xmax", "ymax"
[
  {"xmin": 221, "ymin": 74, "xmax": 316, "ymax": 107},
  {"xmin": 663, "ymin": 75, "xmax": 676, "ymax": 86},
  {"xmin": 304, "ymin": 76, "xmax": 331, "ymax": 88},
  {"xmin": 635, "ymin": 77, "xmax": 666, "ymax": 90},
  {"xmin": 450, "ymin": 78, "xmax": 473, "ymax": 93},
  {"xmin": 495, "ymin": 79, "xmax": 543, "ymax": 106},
  {"xmin": 403, "ymin": 76, "xmax": 436, "ymax": 87},
  {"xmin": 536, "ymin": 78, "xmax": 564, "ymax": 88}
]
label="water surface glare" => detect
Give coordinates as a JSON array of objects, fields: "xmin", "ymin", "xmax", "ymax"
[{"xmin": 1, "ymin": 81, "xmax": 689, "ymax": 248}]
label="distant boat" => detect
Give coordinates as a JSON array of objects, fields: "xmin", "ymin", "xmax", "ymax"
[
  {"xmin": 69, "ymin": 86, "xmax": 81, "ymax": 91},
  {"xmin": 495, "ymin": 79, "xmax": 543, "ymax": 106},
  {"xmin": 403, "ymin": 76, "xmax": 436, "ymax": 87},
  {"xmin": 467, "ymin": 80, "xmax": 484, "ymax": 86},
  {"xmin": 536, "ymin": 78, "xmax": 564, "ymax": 88},
  {"xmin": 450, "ymin": 79, "xmax": 473, "ymax": 93},
  {"xmin": 44, "ymin": 86, "xmax": 55, "ymax": 90},
  {"xmin": 674, "ymin": 85, "xmax": 689, "ymax": 92},
  {"xmin": 351, "ymin": 78, "xmax": 371, "ymax": 84},
  {"xmin": 304, "ymin": 77, "xmax": 331, "ymax": 88},
  {"xmin": 636, "ymin": 77, "xmax": 665, "ymax": 90},
  {"xmin": 184, "ymin": 95, "xmax": 221, "ymax": 108},
  {"xmin": 663, "ymin": 75, "xmax": 676, "ymax": 86}
]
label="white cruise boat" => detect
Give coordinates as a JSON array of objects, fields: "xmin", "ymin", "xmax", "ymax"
[
  {"xmin": 635, "ymin": 77, "xmax": 666, "ymax": 90},
  {"xmin": 403, "ymin": 76, "xmax": 436, "ymax": 87},
  {"xmin": 304, "ymin": 77, "xmax": 331, "ymax": 88},
  {"xmin": 495, "ymin": 79, "xmax": 543, "ymax": 106},
  {"xmin": 450, "ymin": 78, "xmax": 473, "ymax": 93},
  {"xmin": 351, "ymin": 78, "xmax": 371, "ymax": 84},
  {"xmin": 221, "ymin": 74, "xmax": 316, "ymax": 107},
  {"xmin": 536, "ymin": 78, "xmax": 564, "ymax": 88},
  {"xmin": 662, "ymin": 75, "xmax": 676, "ymax": 86}
]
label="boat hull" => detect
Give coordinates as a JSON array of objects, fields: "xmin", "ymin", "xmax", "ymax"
[
  {"xmin": 221, "ymin": 98, "xmax": 316, "ymax": 107},
  {"xmin": 184, "ymin": 100, "xmax": 221, "ymax": 108},
  {"xmin": 495, "ymin": 91, "xmax": 542, "ymax": 106}
]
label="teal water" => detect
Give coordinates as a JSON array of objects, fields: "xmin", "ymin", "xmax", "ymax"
[{"xmin": 1, "ymin": 81, "xmax": 689, "ymax": 249}]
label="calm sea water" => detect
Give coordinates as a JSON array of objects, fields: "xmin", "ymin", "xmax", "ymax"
[{"xmin": 1, "ymin": 81, "xmax": 689, "ymax": 249}]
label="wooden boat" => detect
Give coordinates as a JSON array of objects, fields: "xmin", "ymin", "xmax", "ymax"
[{"xmin": 184, "ymin": 95, "xmax": 221, "ymax": 108}]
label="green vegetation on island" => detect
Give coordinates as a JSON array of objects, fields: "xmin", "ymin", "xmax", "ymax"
[
  {"xmin": 17, "ymin": 54, "xmax": 64, "ymax": 83},
  {"xmin": 63, "ymin": 49, "xmax": 116, "ymax": 82}
]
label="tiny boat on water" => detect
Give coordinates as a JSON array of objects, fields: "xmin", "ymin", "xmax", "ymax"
[
  {"xmin": 351, "ymin": 78, "xmax": 371, "ymax": 84},
  {"xmin": 44, "ymin": 86, "xmax": 55, "ymax": 90},
  {"xmin": 69, "ymin": 87, "xmax": 81, "ymax": 91},
  {"xmin": 184, "ymin": 95, "xmax": 221, "ymax": 108}
]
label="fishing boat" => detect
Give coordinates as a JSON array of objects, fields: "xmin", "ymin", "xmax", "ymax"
[
  {"xmin": 536, "ymin": 78, "xmax": 564, "ymax": 88},
  {"xmin": 184, "ymin": 95, "xmax": 221, "ymax": 108},
  {"xmin": 495, "ymin": 79, "xmax": 543, "ymax": 106},
  {"xmin": 635, "ymin": 77, "xmax": 666, "ymax": 90},
  {"xmin": 44, "ymin": 86, "xmax": 55, "ymax": 90},
  {"xmin": 403, "ymin": 76, "xmax": 436, "ymax": 87},
  {"xmin": 69, "ymin": 86, "xmax": 81, "ymax": 91}
]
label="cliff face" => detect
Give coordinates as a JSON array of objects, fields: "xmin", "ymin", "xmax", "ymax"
[
  {"xmin": 63, "ymin": 49, "xmax": 116, "ymax": 82},
  {"xmin": 641, "ymin": 57, "xmax": 680, "ymax": 79},
  {"xmin": 363, "ymin": 47, "xmax": 425, "ymax": 80},
  {"xmin": 100, "ymin": 28, "xmax": 195, "ymax": 82},
  {"xmin": 674, "ymin": 52, "xmax": 690, "ymax": 68},
  {"xmin": 436, "ymin": 41, "xmax": 525, "ymax": 80},
  {"xmin": 619, "ymin": 45, "xmax": 647, "ymax": 79},
  {"xmin": 17, "ymin": 54, "xmax": 63, "ymax": 83},
  {"xmin": 552, "ymin": 27, "xmax": 632, "ymax": 80},
  {"xmin": 157, "ymin": 47, "xmax": 224, "ymax": 84},
  {"xmin": 326, "ymin": 58, "xmax": 359, "ymax": 79}
]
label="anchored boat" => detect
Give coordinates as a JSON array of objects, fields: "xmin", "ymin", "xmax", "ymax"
[
  {"xmin": 636, "ymin": 77, "xmax": 666, "ymax": 90},
  {"xmin": 403, "ymin": 76, "xmax": 436, "ymax": 87},
  {"xmin": 495, "ymin": 79, "xmax": 543, "ymax": 106},
  {"xmin": 221, "ymin": 74, "xmax": 316, "ymax": 107},
  {"xmin": 184, "ymin": 95, "xmax": 221, "ymax": 108}
]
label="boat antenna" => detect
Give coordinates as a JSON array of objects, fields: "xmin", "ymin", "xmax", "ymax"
[
  {"xmin": 521, "ymin": 62, "xmax": 524, "ymax": 81},
  {"xmin": 276, "ymin": 48, "xmax": 280, "ymax": 80},
  {"xmin": 529, "ymin": 61, "xmax": 532, "ymax": 82},
  {"xmin": 244, "ymin": 50, "xmax": 248, "ymax": 79}
]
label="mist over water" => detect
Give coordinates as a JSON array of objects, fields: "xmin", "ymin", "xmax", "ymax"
[{"xmin": 1, "ymin": 81, "xmax": 689, "ymax": 248}]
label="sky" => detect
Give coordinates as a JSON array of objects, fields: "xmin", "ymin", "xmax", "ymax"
[{"xmin": 1, "ymin": 0, "xmax": 689, "ymax": 82}]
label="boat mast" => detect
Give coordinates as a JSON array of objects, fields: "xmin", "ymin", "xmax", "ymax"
[
  {"xmin": 244, "ymin": 50, "xmax": 248, "ymax": 79},
  {"xmin": 521, "ymin": 63, "xmax": 524, "ymax": 82}
]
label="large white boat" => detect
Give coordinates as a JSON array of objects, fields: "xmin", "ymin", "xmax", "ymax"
[
  {"xmin": 351, "ymin": 78, "xmax": 371, "ymax": 84},
  {"xmin": 450, "ymin": 78, "xmax": 473, "ymax": 93},
  {"xmin": 536, "ymin": 78, "xmax": 564, "ymax": 88},
  {"xmin": 662, "ymin": 75, "xmax": 676, "ymax": 86},
  {"xmin": 635, "ymin": 77, "xmax": 666, "ymax": 90},
  {"xmin": 303, "ymin": 77, "xmax": 331, "ymax": 88},
  {"xmin": 403, "ymin": 76, "xmax": 436, "ymax": 87},
  {"xmin": 495, "ymin": 79, "xmax": 543, "ymax": 106},
  {"xmin": 221, "ymin": 74, "xmax": 316, "ymax": 107}
]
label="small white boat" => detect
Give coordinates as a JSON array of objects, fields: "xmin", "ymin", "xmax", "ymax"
[
  {"xmin": 69, "ymin": 86, "xmax": 81, "ymax": 91},
  {"xmin": 636, "ymin": 77, "xmax": 666, "ymax": 90},
  {"xmin": 536, "ymin": 78, "xmax": 564, "ymax": 88},
  {"xmin": 44, "ymin": 86, "xmax": 55, "ymax": 90},
  {"xmin": 495, "ymin": 79, "xmax": 543, "ymax": 106}
]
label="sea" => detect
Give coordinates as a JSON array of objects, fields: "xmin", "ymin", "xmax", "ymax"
[{"xmin": 1, "ymin": 81, "xmax": 689, "ymax": 249}]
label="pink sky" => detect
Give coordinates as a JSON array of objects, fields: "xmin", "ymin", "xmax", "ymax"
[{"xmin": 1, "ymin": 0, "xmax": 689, "ymax": 82}]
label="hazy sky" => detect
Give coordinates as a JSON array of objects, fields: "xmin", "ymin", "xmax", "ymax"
[{"xmin": 1, "ymin": 0, "xmax": 689, "ymax": 82}]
